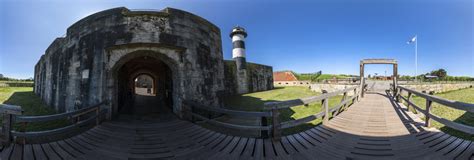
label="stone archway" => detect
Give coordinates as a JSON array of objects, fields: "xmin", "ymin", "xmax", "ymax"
[
  {"xmin": 115, "ymin": 56, "xmax": 173, "ymax": 118},
  {"xmin": 105, "ymin": 45, "xmax": 185, "ymax": 119},
  {"xmin": 132, "ymin": 73, "xmax": 156, "ymax": 96}
]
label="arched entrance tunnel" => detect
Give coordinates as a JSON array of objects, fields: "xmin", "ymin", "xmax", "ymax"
[{"xmin": 116, "ymin": 56, "xmax": 173, "ymax": 119}]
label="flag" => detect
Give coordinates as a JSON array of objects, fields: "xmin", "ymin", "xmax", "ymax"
[{"xmin": 407, "ymin": 36, "xmax": 417, "ymax": 44}]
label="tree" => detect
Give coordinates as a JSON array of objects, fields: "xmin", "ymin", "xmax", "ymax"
[{"xmin": 430, "ymin": 69, "xmax": 447, "ymax": 79}]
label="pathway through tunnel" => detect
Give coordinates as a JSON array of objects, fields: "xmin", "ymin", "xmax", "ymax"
[{"xmin": 116, "ymin": 56, "xmax": 174, "ymax": 122}]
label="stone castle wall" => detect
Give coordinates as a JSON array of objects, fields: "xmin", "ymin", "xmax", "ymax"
[
  {"xmin": 310, "ymin": 83, "xmax": 358, "ymax": 96},
  {"xmin": 224, "ymin": 61, "xmax": 273, "ymax": 95},
  {"xmin": 34, "ymin": 7, "xmax": 241, "ymax": 116},
  {"xmin": 399, "ymin": 83, "xmax": 473, "ymax": 93}
]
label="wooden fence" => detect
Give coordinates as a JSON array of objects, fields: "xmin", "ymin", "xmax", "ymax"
[
  {"xmin": 0, "ymin": 102, "xmax": 106, "ymax": 145},
  {"xmin": 393, "ymin": 85, "xmax": 474, "ymax": 135},
  {"xmin": 184, "ymin": 86, "xmax": 361, "ymax": 140}
]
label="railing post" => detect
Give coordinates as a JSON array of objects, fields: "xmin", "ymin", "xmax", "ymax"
[
  {"xmin": 96, "ymin": 106, "xmax": 100, "ymax": 126},
  {"xmin": 340, "ymin": 91, "xmax": 347, "ymax": 112},
  {"xmin": 261, "ymin": 117, "xmax": 268, "ymax": 138},
  {"xmin": 396, "ymin": 88, "xmax": 401, "ymax": 103},
  {"xmin": 0, "ymin": 104, "xmax": 22, "ymax": 146},
  {"xmin": 322, "ymin": 90, "xmax": 329, "ymax": 124},
  {"xmin": 407, "ymin": 92, "xmax": 412, "ymax": 111},
  {"xmin": 271, "ymin": 107, "xmax": 281, "ymax": 141},
  {"xmin": 353, "ymin": 88, "xmax": 357, "ymax": 102},
  {"xmin": 425, "ymin": 91, "xmax": 434, "ymax": 127}
]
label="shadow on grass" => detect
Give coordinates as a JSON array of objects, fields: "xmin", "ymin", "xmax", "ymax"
[
  {"xmin": 219, "ymin": 91, "xmax": 347, "ymax": 137},
  {"xmin": 399, "ymin": 92, "xmax": 474, "ymax": 141},
  {"xmin": 3, "ymin": 91, "xmax": 70, "ymax": 132},
  {"xmin": 440, "ymin": 112, "xmax": 474, "ymax": 141}
]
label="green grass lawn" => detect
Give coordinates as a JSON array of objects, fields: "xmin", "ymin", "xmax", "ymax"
[
  {"xmin": 403, "ymin": 88, "xmax": 474, "ymax": 140},
  {"xmin": 0, "ymin": 87, "xmax": 69, "ymax": 131},
  {"xmin": 223, "ymin": 86, "xmax": 346, "ymax": 135}
]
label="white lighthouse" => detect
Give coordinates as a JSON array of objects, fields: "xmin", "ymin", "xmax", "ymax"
[{"xmin": 230, "ymin": 26, "xmax": 249, "ymax": 94}]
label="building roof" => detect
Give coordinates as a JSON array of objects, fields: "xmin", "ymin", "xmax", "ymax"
[{"xmin": 273, "ymin": 71, "xmax": 298, "ymax": 81}]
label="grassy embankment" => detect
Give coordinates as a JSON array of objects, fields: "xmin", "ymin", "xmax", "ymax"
[
  {"xmin": 403, "ymin": 88, "xmax": 474, "ymax": 140},
  {"xmin": 0, "ymin": 87, "xmax": 68, "ymax": 131},
  {"xmin": 224, "ymin": 86, "xmax": 345, "ymax": 135}
]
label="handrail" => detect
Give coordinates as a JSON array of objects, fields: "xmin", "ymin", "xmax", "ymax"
[
  {"xmin": 185, "ymin": 86, "xmax": 362, "ymax": 140},
  {"xmin": 15, "ymin": 102, "xmax": 105, "ymax": 123},
  {"xmin": 263, "ymin": 86, "xmax": 358, "ymax": 110},
  {"xmin": 398, "ymin": 86, "xmax": 474, "ymax": 113},
  {"xmin": 394, "ymin": 85, "xmax": 474, "ymax": 135},
  {"xmin": 184, "ymin": 101, "xmax": 271, "ymax": 117},
  {"xmin": 189, "ymin": 112, "xmax": 272, "ymax": 131},
  {"xmin": 0, "ymin": 101, "xmax": 107, "ymax": 145},
  {"xmin": 11, "ymin": 110, "xmax": 107, "ymax": 138}
]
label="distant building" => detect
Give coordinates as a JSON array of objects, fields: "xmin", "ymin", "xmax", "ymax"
[
  {"xmin": 0, "ymin": 74, "xmax": 3, "ymax": 78},
  {"xmin": 273, "ymin": 71, "xmax": 310, "ymax": 86},
  {"xmin": 372, "ymin": 76, "xmax": 392, "ymax": 81}
]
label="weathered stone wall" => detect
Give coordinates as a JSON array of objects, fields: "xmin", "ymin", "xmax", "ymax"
[
  {"xmin": 309, "ymin": 83, "xmax": 474, "ymax": 96},
  {"xmin": 224, "ymin": 61, "xmax": 273, "ymax": 95},
  {"xmin": 310, "ymin": 83, "xmax": 358, "ymax": 95},
  {"xmin": 399, "ymin": 83, "xmax": 473, "ymax": 93},
  {"xmin": 34, "ymin": 7, "xmax": 227, "ymax": 116}
]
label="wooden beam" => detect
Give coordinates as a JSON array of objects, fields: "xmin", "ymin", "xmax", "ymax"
[{"xmin": 361, "ymin": 59, "xmax": 397, "ymax": 64}]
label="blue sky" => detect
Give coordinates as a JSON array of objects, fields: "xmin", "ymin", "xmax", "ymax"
[{"xmin": 0, "ymin": 0, "xmax": 472, "ymax": 79}]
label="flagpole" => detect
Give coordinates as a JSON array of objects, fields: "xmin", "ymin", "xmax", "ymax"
[{"xmin": 415, "ymin": 35, "xmax": 418, "ymax": 83}]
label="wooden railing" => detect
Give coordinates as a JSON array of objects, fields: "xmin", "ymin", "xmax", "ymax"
[
  {"xmin": 184, "ymin": 86, "xmax": 361, "ymax": 140},
  {"xmin": 0, "ymin": 102, "xmax": 106, "ymax": 145},
  {"xmin": 393, "ymin": 85, "xmax": 474, "ymax": 135}
]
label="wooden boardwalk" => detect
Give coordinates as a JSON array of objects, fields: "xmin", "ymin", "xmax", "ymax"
[{"xmin": 1, "ymin": 92, "xmax": 473, "ymax": 160}]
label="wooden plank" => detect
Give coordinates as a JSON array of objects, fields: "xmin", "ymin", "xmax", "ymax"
[
  {"xmin": 10, "ymin": 144, "xmax": 23, "ymax": 160},
  {"xmin": 455, "ymin": 141, "xmax": 474, "ymax": 160},
  {"xmin": 263, "ymin": 138, "xmax": 276, "ymax": 158},
  {"xmin": 444, "ymin": 140, "xmax": 471, "ymax": 158},
  {"xmin": 293, "ymin": 134, "xmax": 313, "ymax": 149},
  {"xmin": 41, "ymin": 143, "xmax": 62, "ymax": 160},
  {"xmin": 229, "ymin": 137, "xmax": 248, "ymax": 157},
  {"xmin": 240, "ymin": 138, "xmax": 256, "ymax": 158},
  {"xmin": 196, "ymin": 131, "xmax": 217, "ymax": 144},
  {"xmin": 0, "ymin": 145, "xmax": 13, "ymax": 160},
  {"xmin": 32, "ymin": 144, "xmax": 48, "ymax": 160},
  {"xmin": 212, "ymin": 136, "xmax": 233, "ymax": 152},
  {"xmin": 23, "ymin": 144, "xmax": 35, "ymax": 160},
  {"xmin": 209, "ymin": 137, "xmax": 241, "ymax": 159},
  {"xmin": 57, "ymin": 140, "xmax": 83, "ymax": 157},
  {"xmin": 286, "ymin": 135, "xmax": 307, "ymax": 151},
  {"xmin": 280, "ymin": 137, "xmax": 297, "ymax": 154},
  {"xmin": 207, "ymin": 134, "xmax": 226, "ymax": 149},
  {"xmin": 200, "ymin": 132, "xmax": 221, "ymax": 146},
  {"xmin": 253, "ymin": 139, "xmax": 264, "ymax": 159},
  {"xmin": 272, "ymin": 139, "xmax": 288, "ymax": 157},
  {"xmin": 49, "ymin": 142, "xmax": 75, "ymax": 159},
  {"xmin": 436, "ymin": 138, "xmax": 463, "ymax": 155}
]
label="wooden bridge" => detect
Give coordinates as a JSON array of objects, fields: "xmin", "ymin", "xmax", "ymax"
[{"xmin": 0, "ymin": 84, "xmax": 473, "ymax": 160}]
